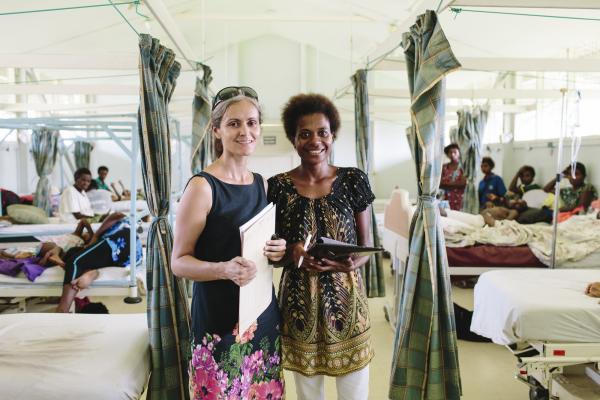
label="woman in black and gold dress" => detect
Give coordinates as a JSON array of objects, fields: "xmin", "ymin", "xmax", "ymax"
[{"xmin": 268, "ymin": 94, "xmax": 374, "ymax": 400}]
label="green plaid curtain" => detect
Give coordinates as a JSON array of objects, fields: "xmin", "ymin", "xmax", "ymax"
[
  {"xmin": 191, "ymin": 64, "xmax": 214, "ymax": 174},
  {"xmin": 450, "ymin": 107, "xmax": 488, "ymax": 214},
  {"xmin": 389, "ymin": 11, "xmax": 462, "ymax": 400},
  {"xmin": 74, "ymin": 141, "xmax": 93, "ymax": 170},
  {"xmin": 138, "ymin": 33, "xmax": 191, "ymax": 400},
  {"xmin": 351, "ymin": 69, "xmax": 385, "ymax": 298},
  {"xmin": 31, "ymin": 127, "xmax": 59, "ymax": 215}
]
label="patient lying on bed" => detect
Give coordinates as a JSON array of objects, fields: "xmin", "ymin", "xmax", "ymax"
[
  {"xmin": 56, "ymin": 212, "xmax": 141, "ymax": 313},
  {"xmin": 586, "ymin": 282, "xmax": 600, "ymax": 297}
]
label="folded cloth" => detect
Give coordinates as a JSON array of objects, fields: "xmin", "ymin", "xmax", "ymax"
[{"xmin": 0, "ymin": 257, "xmax": 45, "ymax": 281}]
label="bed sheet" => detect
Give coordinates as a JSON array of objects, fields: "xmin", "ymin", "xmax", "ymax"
[
  {"xmin": 0, "ymin": 222, "xmax": 102, "ymax": 238},
  {"xmin": 471, "ymin": 269, "xmax": 600, "ymax": 345},
  {"xmin": 0, "ymin": 313, "xmax": 149, "ymax": 400},
  {"xmin": 110, "ymin": 200, "xmax": 149, "ymax": 213}
]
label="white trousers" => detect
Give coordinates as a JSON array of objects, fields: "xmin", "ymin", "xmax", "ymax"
[{"xmin": 293, "ymin": 365, "xmax": 370, "ymax": 400}]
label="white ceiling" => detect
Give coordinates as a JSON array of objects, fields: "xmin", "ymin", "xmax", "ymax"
[{"xmin": 2, "ymin": 0, "xmax": 600, "ymax": 121}]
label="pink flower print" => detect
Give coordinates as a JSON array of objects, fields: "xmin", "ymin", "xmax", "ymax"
[
  {"xmin": 268, "ymin": 353, "xmax": 280, "ymax": 367},
  {"xmin": 256, "ymin": 380, "xmax": 284, "ymax": 400},
  {"xmin": 191, "ymin": 368, "xmax": 224, "ymax": 400},
  {"xmin": 241, "ymin": 349, "xmax": 265, "ymax": 376},
  {"xmin": 235, "ymin": 321, "xmax": 257, "ymax": 344},
  {"xmin": 245, "ymin": 383, "xmax": 262, "ymax": 400},
  {"xmin": 191, "ymin": 346, "xmax": 217, "ymax": 372}
]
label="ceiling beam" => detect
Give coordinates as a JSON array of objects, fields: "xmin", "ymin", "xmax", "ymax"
[
  {"xmin": 0, "ymin": 97, "xmax": 194, "ymax": 113},
  {"xmin": 0, "ymin": 54, "xmax": 137, "ymax": 70},
  {"xmin": 144, "ymin": 0, "xmax": 198, "ymax": 70},
  {"xmin": 365, "ymin": 0, "xmax": 442, "ymax": 66},
  {"xmin": 375, "ymin": 57, "xmax": 600, "ymax": 72},
  {"xmin": 361, "ymin": 88, "xmax": 599, "ymax": 99},
  {"xmin": 451, "ymin": 0, "xmax": 600, "ymax": 9},
  {"xmin": 179, "ymin": 12, "xmax": 373, "ymax": 22},
  {"xmin": 0, "ymin": 84, "xmax": 138, "ymax": 96}
]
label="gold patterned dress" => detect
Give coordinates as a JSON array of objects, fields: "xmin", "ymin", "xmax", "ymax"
[{"xmin": 267, "ymin": 167, "xmax": 374, "ymax": 376}]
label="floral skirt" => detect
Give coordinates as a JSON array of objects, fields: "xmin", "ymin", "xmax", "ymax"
[{"xmin": 189, "ymin": 302, "xmax": 284, "ymax": 399}]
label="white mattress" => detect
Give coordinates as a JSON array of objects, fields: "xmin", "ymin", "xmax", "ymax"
[
  {"xmin": 111, "ymin": 200, "xmax": 149, "ymax": 213},
  {"xmin": 0, "ymin": 222, "xmax": 101, "ymax": 238},
  {"xmin": 471, "ymin": 269, "xmax": 600, "ymax": 345},
  {"xmin": 0, "ymin": 313, "xmax": 150, "ymax": 400},
  {"xmin": 0, "ymin": 265, "xmax": 132, "ymax": 285}
]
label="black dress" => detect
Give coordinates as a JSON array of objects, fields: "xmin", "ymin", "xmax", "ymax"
[{"xmin": 189, "ymin": 172, "xmax": 283, "ymax": 400}]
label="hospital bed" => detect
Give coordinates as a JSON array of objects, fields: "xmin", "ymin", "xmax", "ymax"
[
  {"xmin": 0, "ymin": 312, "xmax": 150, "ymax": 400},
  {"xmin": 0, "ymin": 220, "xmax": 147, "ymax": 311},
  {"xmin": 381, "ymin": 190, "xmax": 600, "ymax": 276},
  {"xmin": 471, "ymin": 269, "xmax": 600, "ymax": 400}
]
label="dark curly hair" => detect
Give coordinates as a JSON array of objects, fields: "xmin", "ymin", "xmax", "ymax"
[
  {"xmin": 444, "ymin": 143, "xmax": 460, "ymax": 156},
  {"xmin": 481, "ymin": 156, "xmax": 495, "ymax": 169},
  {"xmin": 281, "ymin": 93, "xmax": 340, "ymax": 143},
  {"xmin": 519, "ymin": 165, "xmax": 535, "ymax": 177},
  {"xmin": 74, "ymin": 167, "xmax": 92, "ymax": 180}
]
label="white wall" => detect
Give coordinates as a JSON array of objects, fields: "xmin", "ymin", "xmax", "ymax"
[
  {"xmin": 486, "ymin": 138, "xmax": 600, "ymax": 190},
  {"xmin": 372, "ymin": 120, "xmax": 416, "ymax": 199}
]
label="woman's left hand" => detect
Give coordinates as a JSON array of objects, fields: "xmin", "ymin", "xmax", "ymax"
[
  {"xmin": 319, "ymin": 256, "xmax": 360, "ymax": 272},
  {"xmin": 264, "ymin": 238, "xmax": 287, "ymax": 262}
]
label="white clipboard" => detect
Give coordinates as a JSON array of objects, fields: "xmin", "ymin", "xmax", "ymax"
[{"xmin": 238, "ymin": 203, "xmax": 276, "ymax": 335}]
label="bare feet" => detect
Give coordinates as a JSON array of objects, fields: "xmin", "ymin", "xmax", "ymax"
[
  {"xmin": 71, "ymin": 270, "xmax": 100, "ymax": 291},
  {"xmin": 482, "ymin": 212, "xmax": 496, "ymax": 227}
]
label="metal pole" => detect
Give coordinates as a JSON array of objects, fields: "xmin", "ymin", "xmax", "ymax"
[
  {"xmin": 550, "ymin": 88, "xmax": 568, "ymax": 269},
  {"xmin": 125, "ymin": 120, "xmax": 141, "ymax": 303}
]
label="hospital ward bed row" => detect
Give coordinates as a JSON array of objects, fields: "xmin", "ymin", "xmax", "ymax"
[
  {"xmin": 380, "ymin": 189, "xmax": 600, "ymax": 276},
  {"xmin": 380, "ymin": 189, "xmax": 600, "ymax": 398},
  {"xmin": 0, "ymin": 220, "xmax": 148, "ymax": 312}
]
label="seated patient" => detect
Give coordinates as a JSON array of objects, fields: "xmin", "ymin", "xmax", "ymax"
[
  {"xmin": 586, "ymin": 282, "xmax": 600, "ymax": 298},
  {"xmin": 59, "ymin": 168, "xmax": 94, "ymax": 222},
  {"xmin": 56, "ymin": 212, "xmax": 142, "ymax": 312},
  {"xmin": 507, "ymin": 165, "xmax": 541, "ymax": 199},
  {"xmin": 544, "ymin": 162, "xmax": 598, "ymax": 213},
  {"xmin": 478, "ymin": 156, "xmax": 507, "ymax": 209}
]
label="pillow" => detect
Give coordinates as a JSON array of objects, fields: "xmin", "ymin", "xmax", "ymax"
[{"xmin": 6, "ymin": 204, "xmax": 50, "ymax": 224}]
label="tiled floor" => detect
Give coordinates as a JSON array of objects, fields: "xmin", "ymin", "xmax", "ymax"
[{"xmin": 8, "ymin": 260, "xmax": 529, "ymax": 399}]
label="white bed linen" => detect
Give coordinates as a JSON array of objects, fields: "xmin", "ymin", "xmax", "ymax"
[
  {"xmin": 111, "ymin": 200, "xmax": 149, "ymax": 213},
  {"xmin": 0, "ymin": 313, "xmax": 149, "ymax": 400},
  {"xmin": 0, "ymin": 222, "xmax": 101, "ymax": 238},
  {"xmin": 471, "ymin": 269, "xmax": 600, "ymax": 345},
  {"xmin": 0, "ymin": 265, "xmax": 130, "ymax": 285}
]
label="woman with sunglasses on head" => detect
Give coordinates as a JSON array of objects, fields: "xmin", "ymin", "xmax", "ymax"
[
  {"xmin": 172, "ymin": 87, "xmax": 287, "ymax": 399},
  {"xmin": 267, "ymin": 94, "xmax": 374, "ymax": 400}
]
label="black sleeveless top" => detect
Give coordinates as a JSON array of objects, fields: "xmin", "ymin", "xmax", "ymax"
[{"xmin": 190, "ymin": 171, "xmax": 267, "ymax": 340}]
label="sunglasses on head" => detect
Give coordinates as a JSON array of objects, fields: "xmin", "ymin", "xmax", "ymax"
[{"xmin": 212, "ymin": 86, "xmax": 259, "ymax": 110}]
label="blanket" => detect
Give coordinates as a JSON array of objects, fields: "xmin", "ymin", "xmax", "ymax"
[{"xmin": 443, "ymin": 215, "xmax": 600, "ymax": 266}]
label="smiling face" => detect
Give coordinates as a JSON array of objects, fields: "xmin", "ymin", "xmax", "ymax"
[
  {"xmin": 213, "ymin": 99, "xmax": 260, "ymax": 157},
  {"xmin": 293, "ymin": 113, "xmax": 334, "ymax": 164},
  {"xmin": 75, "ymin": 173, "xmax": 92, "ymax": 192}
]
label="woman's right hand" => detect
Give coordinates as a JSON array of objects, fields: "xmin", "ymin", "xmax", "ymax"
[{"xmin": 224, "ymin": 257, "xmax": 256, "ymax": 286}]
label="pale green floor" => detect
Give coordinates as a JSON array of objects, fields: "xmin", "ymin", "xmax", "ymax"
[{"xmin": 14, "ymin": 260, "xmax": 528, "ymax": 399}]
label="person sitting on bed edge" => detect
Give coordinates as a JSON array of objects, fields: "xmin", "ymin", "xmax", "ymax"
[
  {"xmin": 59, "ymin": 168, "xmax": 95, "ymax": 223},
  {"xmin": 56, "ymin": 212, "xmax": 142, "ymax": 313}
]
